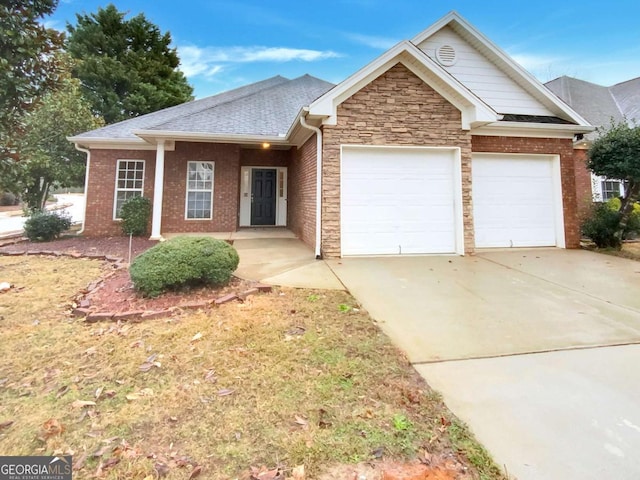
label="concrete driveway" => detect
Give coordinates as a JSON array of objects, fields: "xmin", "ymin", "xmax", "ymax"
[{"xmin": 327, "ymin": 249, "xmax": 640, "ymax": 480}]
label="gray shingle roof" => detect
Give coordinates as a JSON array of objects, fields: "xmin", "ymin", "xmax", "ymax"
[
  {"xmin": 151, "ymin": 74, "xmax": 335, "ymax": 137},
  {"xmin": 544, "ymin": 76, "xmax": 625, "ymax": 128},
  {"xmin": 610, "ymin": 77, "xmax": 640, "ymax": 123},
  {"xmin": 545, "ymin": 76, "xmax": 640, "ymax": 131},
  {"xmin": 73, "ymin": 74, "xmax": 335, "ymax": 141}
]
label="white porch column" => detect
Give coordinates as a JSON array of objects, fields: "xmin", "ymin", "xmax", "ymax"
[{"xmin": 150, "ymin": 140, "xmax": 165, "ymax": 240}]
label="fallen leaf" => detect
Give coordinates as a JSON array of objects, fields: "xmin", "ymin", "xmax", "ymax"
[
  {"xmin": 139, "ymin": 388, "xmax": 154, "ymax": 396},
  {"xmin": 125, "ymin": 394, "xmax": 139, "ymax": 401},
  {"xmin": 188, "ymin": 465, "xmax": 202, "ymax": 479},
  {"xmin": 103, "ymin": 390, "xmax": 116, "ymax": 398},
  {"xmin": 41, "ymin": 418, "xmax": 64, "ymax": 438},
  {"xmin": 0, "ymin": 420, "xmax": 14, "ymax": 430},
  {"xmin": 371, "ymin": 446, "xmax": 384, "ymax": 459},
  {"xmin": 56, "ymin": 385, "xmax": 69, "ymax": 398},
  {"xmin": 154, "ymin": 462, "xmax": 170, "ymax": 478},
  {"xmin": 73, "ymin": 452, "xmax": 87, "ymax": 471},
  {"xmin": 95, "ymin": 386, "xmax": 104, "ymax": 400},
  {"xmin": 72, "ymin": 400, "xmax": 97, "ymax": 409},
  {"xmin": 294, "ymin": 415, "xmax": 308, "ymax": 428},
  {"xmin": 217, "ymin": 388, "xmax": 234, "ymax": 396},
  {"xmin": 204, "ymin": 370, "xmax": 217, "ymax": 383},
  {"xmin": 84, "ymin": 347, "xmax": 97, "ymax": 356},
  {"xmin": 130, "ymin": 340, "xmax": 144, "ymax": 348},
  {"xmin": 191, "ymin": 332, "xmax": 203, "ymax": 342},
  {"xmin": 92, "ymin": 446, "xmax": 109, "ymax": 458}
]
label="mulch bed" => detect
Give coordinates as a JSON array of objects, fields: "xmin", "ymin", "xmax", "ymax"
[
  {"xmin": 1, "ymin": 235, "xmax": 268, "ymax": 322},
  {"xmin": 0, "ymin": 235, "xmax": 158, "ymax": 260}
]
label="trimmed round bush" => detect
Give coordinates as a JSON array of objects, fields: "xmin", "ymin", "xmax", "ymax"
[
  {"xmin": 24, "ymin": 210, "xmax": 72, "ymax": 242},
  {"xmin": 130, "ymin": 236, "xmax": 240, "ymax": 297},
  {"xmin": 120, "ymin": 196, "xmax": 152, "ymax": 236}
]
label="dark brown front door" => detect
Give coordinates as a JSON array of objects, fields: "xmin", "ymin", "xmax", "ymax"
[{"xmin": 251, "ymin": 169, "xmax": 277, "ymax": 225}]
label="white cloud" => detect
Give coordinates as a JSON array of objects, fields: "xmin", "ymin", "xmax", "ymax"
[
  {"xmin": 42, "ymin": 19, "xmax": 63, "ymax": 31},
  {"xmin": 509, "ymin": 53, "xmax": 565, "ymax": 72},
  {"xmin": 346, "ymin": 33, "xmax": 399, "ymax": 50},
  {"xmin": 177, "ymin": 44, "xmax": 341, "ymax": 78}
]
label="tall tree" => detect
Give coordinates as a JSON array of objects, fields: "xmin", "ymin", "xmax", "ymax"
[
  {"xmin": 0, "ymin": 0, "xmax": 63, "ymax": 188},
  {"xmin": 66, "ymin": 4, "xmax": 193, "ymax": 124},
  {"xmin": 19, "ymin": 61, "xmax": 104, "ymax": 210},
  {"xmin": 588, "ymin": 121, "xmax": 640, "ymax": 243}
]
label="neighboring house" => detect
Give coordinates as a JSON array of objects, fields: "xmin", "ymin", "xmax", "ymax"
[
  {"xmin": 545, "ymin": 75, "xmax": 640, "ymax": 209},
  {"xmin": 69, "ymin": 11, "xmax": 593, "ymax": 258}
]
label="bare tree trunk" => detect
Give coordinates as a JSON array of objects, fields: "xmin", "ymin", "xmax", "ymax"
[
  {"xmin": 615, "ymin": 180, "xmax": 640, "ymax": 243},
  {"xmin": 39, "ymin": 182, "xmax": 51, "ymax": 211}
]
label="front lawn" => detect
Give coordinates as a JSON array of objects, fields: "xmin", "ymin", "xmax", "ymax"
[{"xmin": 0, "ymin": 255, "xmax": 503, "ymax": 479}]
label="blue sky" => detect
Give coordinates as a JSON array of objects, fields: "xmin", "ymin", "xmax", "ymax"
[{"xmin": 46, "ymin": 0, "xmax": 640, "ymax": 99}]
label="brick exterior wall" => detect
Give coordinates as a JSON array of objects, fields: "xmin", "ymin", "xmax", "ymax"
[
  {"xmin": 471, "ymin": 136, "xmax": 581, "ymax": 248},
  {"xmin": 161, "ymin": 142, "xmax": 240, "ymax": 233},
  {"xmin": 84, "ymin": 149, "xmax": 156, "ymax": 237},
  {"xmin": 240, "ymin": 147, "xmax": 289, "ymax": 167},
  {"xmin": 288, "ymin": 134, "xmax": 317, "ymax": 250},
  {"xmin": 83, "ymin": 142, "xmax": 300, "ymax": 237},
  {"xmin": 573, "ymin": 147, "xmax": 593, "ymax": 222},
  {"xmin": 321, "ymin": 63, "xmax": 473, "ymax": 258}
]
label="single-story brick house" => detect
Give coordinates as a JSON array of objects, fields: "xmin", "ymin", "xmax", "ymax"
[{"xmin": 69, "ymin": 11, "xmax": 593, "ymax": 258}]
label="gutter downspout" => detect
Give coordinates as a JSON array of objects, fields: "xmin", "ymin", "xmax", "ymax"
[
  {"xmin": 74, "ymin": 143, "xmax": 90, "ymax": 234},
  {"xmin": 299, "ymin": 109, "xmax": 322, "ymax": 259}
]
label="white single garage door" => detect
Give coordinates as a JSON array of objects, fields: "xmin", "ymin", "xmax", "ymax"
[
  {"xmin": 472, "ymin": 153, "xmax": 564, "ymax": 248},
  {"xmin": 341, "ymin": 146, "xmax": 459, "ymax": 255}
]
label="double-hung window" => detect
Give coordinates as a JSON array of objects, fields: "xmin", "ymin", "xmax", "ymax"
[
  {"xmin": 601, "ymin": 180, "xmax": 621, "ymax": 201},
  {"xmin": 114, "ymin": 160, "xmax": 144, "ymax": 219},
  {"xmin": 186, "ymin": 161, "xmax": 214, "ymax": 219}
]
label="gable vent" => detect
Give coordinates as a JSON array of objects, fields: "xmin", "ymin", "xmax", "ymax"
[{"xmin": 435, "ymin": 44, "xmax": 457, "ymax": 67}]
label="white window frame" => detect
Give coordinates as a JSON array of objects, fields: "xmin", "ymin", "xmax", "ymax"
[
  {"xmin": 601, "ymin": 180, "xmax": 622, "ymax": 201},
  {"xmin": 113, "ymin": 159, "xmax": 145, "ymax": 220},
  {"xmin": 185, "ymin": 161, "xmax": 215, "ymax": 220}
]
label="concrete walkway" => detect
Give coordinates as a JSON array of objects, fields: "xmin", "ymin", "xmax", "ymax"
[
  {"xmin": 327, "ymin": 249, "xmax": 640, "ymax": 480},
  {"xmin": 232, "ymin": 236, "xmax": 343, "ymax": 290}
]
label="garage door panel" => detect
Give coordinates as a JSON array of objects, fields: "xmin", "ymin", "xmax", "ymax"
[
  {"xmin": 473, "ymin": 154, "xmax": 559, "ymax": 249},
  {"xmin": 341, "ymin": 147, "xmax": 458, "ymax": 256}
]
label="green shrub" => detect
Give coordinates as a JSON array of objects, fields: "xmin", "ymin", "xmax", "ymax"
[
  {"xmin": 130, "ymin": 236, "xmax": 240, "ymax": 297},
  {"xmin": 0, "ymin": 192, "xmax": 19, "ymax": 206},
  {"xmin": 24, "ymin": 211, "xmax": 72, "ymax": 242},
  {"xmin": 120, "ymin": 196, "xmax": 152, "ymax": 236},
  {"xmin": 606, "ymin": 198, "xmax": 640, "ymax": 238}
]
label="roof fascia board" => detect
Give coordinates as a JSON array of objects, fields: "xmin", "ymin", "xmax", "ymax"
[
  {"xmin": 308, "ymin": 40, "xmax": 499, "ymax": 129},
  {"xmin": 473, "ymin": 121, "xmax": 595, "ymax": 139},
  {"xmin": 133, "ymin": 129, "xmax": 290, "ymax": 145},
  {"xmin": 65, "ymin": 136, "xmax": 168, "ymax": 151},
  {"xmin": 413, "ymin": 11, "xmax": 592, "ymax": 127}
]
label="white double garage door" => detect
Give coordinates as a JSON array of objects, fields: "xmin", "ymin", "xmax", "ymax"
[{"xmin": 340, "ymin": 145, "xmax": 565, "ymax": 256}]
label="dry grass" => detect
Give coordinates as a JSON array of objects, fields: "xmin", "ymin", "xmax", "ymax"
[
  {"xmin": 622, "ymin": 242, "xmax": 640, "ymax": 259},
  {"xmin": 0, "ymin": 256, "xmax": 503, "ymax": 480}
]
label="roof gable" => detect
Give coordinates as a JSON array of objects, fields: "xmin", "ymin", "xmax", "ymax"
[
  {"xmin": 308, "ymin": 40, "xmax": 499, "ymax": 130},
  {"xmin": 412, "ymin": 12, "xmax": 589, "ymax": 125}
]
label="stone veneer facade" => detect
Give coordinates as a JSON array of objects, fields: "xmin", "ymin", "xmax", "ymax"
[{"xmin": 320, "ymin": 63, "xmax": 474, "ymax": 258}]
